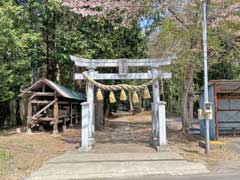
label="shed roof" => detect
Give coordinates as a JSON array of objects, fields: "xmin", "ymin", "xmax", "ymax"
[
  {"xmin": 19, "ymin": 79, "xmax": 86, "ymax": 101},
  {"xmin": 209, "ymin": 80, "xmax": 240, "ymax": 93}
]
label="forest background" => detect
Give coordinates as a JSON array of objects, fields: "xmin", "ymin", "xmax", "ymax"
[{"xmin": 0, "ymin": 0, "xmax": 239, "ymax": 131}]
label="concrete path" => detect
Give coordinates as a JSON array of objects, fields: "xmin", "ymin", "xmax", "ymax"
[
  {"xmin": 28, "ymin": 151, "xmax": 209, "ymax": 180},
  {"xmin": 28, "ymin": 113, "xmax": 209, "ymax": 180},
  {"xmin": 102, "ymin": 173, "xmax": 240, "ymax": 180}
]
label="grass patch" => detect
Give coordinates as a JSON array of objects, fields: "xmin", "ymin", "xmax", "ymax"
[
  {"xmin": 0, "ymin": 150, "xmax": 15, "ymax": 178},
  {"xmin": 0, "ymin": 150, "xmax": 15, "ymax": 160},
  {"xmin": 0, "ymin": 130, "xmax": 7, "ymax": 136}
]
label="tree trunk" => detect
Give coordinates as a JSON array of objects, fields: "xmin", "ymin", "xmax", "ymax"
[
  {"xmin": 139, "ymin": 91, "xmax": 143, "ymax": 112},
  {"xmin": 128, "ymin": 90, "xmax": 134, "ymax": 112},
  {"xmin": 181, "ymin": 62, "xmax": 194, "ymax": 132},
  {"xmin": 19, "ymin": 95, "xmax": 29, "ymax": 125},
  {"xmin": 56, "ymin": 64, "xmax": 60, "ymax": 83},
  {"xmin": 104, "ymin": 103, "xmax": 111, "ymax": 118},
  {"xmin": 9, "ymin": 100, "xmax": 17, "ymax": 126},
  {"xmin": 46, "ymin": 9, "xmax": 56, "ymax": 81},
  {"xmin": 181, "ymin": 34, "xmax": 198, "ymax": 132},
  {"xmin": 181, "ymin": 83, "xmax": 189, "ymax": 132},
  {"xmin": 95, "ymin": 100, "xmax": 104, "ymax": 130},
  {"xmin": 95, "ymin": 89, "xmax": 104, "ymax": 130},
  {"xmin": 187, "ymin": 78, "xmax": 194, "ymax": 128}
]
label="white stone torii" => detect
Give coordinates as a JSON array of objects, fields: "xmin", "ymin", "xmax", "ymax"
[{"xmin": 71, "ymin": 56, "xmax": 173, "ymax": 152}]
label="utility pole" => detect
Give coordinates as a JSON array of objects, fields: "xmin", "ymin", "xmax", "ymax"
[{"xmin": 202, "ymin": 0, "xmax": 210, "ymax": 154}]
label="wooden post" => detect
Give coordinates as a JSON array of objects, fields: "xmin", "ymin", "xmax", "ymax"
[
  {"xmin": 42, "ymin": 84, "xmax": 45, "ymax": 92},
  {"xmin": 214, "ymin": 83, "xmax": 219, "ymax": 140},
  {"xmin": 53, "ymin": 95, "xmax": 59, "ymax": 135},
  {"xmin": 151, "ymin": 66, "xmax": 160, "ymax": 141},
  {"xmin": 87, "ymin": 67, "xmax": 95, "ymax": 138},
  {"xmin": 27, "ymin": 101, "xmax": 32, "ymax": 134},
  {"xmin": 63, "ymin": 117, "xmax": 67, "ymax": 132},
  {"xmin": 75, "ymin": 104, "xmax": 79, "ymax": 124},
  {"xmin": 233, "ymin": 128, "xmax": 237, "ymax": 136},
  {"xmin": 69, "ymin": 102, "xmax": 73, "ymax": 127}
]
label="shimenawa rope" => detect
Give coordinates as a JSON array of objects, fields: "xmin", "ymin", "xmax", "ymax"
[{"xmin": 82, "ymin": 71, "xmax": 160, "ymax": 91}]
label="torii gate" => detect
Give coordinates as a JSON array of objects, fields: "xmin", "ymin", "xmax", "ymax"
[{"xmin": 71, "ymin": 55, "xmax": 173, "ymax": 151}]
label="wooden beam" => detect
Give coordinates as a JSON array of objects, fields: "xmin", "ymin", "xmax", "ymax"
[
  {"xmin": 218, "ymin": 90, "xmax": 240, "ymax": 93},
  {"xmin": 29, "ymin": 92, "xmax": 55, "ymax": 100},
  {"xmin": 75, "ymin": 72, "xmax": 172, "ymax": 80},
  {"xmin": 219, "ymin": 123, "xmax": 240, "ymax": 128},
  {"xmin": 27, "ymin": 101, "xmax": 32, "ymax": 133},
  {"xmin": 31, "ymin": 100, "xmax": 51, "ymax": 104},
  {"xmin": 70, "ymin": 102, "xmax": 73, "ymax": 127},
  {"xmin": 53, "ymin": 96, "xmax": 59, "ymax": 135},
  {"xmin": 71, "ymin": 55, "xmax": 174, "ymax": 68},
  {"xmin": 32, "ymin": 92, "xmax": 55, "ymax": 96},
  {"xmin": 58, "ymin": 101, "xmax": 80, "ymax": 105},
  {"xmin": 58, "ymin": 101, "xmax": 70, "ymax": 105},
  {"xmin": 32, "ymin": 99, "xmax": 57, "ymax": 120},
  {"xmin": 38, "ymin": 117, "xmax": 54, "ymax": 121},
  {"xmin": 218, "ymin": 109, "xmax": 240, "ymax": 111},
  {"xmin": 218, "ymin": 96, "xmax": 240, "ymax": 99}
]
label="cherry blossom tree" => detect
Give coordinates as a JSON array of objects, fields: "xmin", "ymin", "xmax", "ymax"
[{"xmin": 62, "ymin": 0, "xmax": 146, "ymax": 26}]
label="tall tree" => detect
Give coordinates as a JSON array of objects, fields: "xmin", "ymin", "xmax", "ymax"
[
  {"xmin": 0, "ymin": 0, "xmax": 37, "ymax": 101},
  {"xmin": 0, "ymin": 0, "xmax": 146, "ymax": 101},
  {"xmin": 146, "ymin": 0, "xmax": 240, "ymax": 131}
]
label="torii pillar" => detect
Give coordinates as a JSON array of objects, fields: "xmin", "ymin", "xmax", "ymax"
[
  {"xmin": 151, "ymin": 66, "xmax": 160, "ymax": 143},
  {"xmin": 87, "ymin": 66, "xmax": 95, "ymax": 143}
]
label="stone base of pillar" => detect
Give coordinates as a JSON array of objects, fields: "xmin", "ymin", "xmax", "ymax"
[
  {"xmin": 52, "ymin": 130, "xmax": 59, "ymax": 136},
  {"xmin": 89, "ymin": 138, "xmax": 96, "ymax": 147},
  {"xmin": 69, "ymin": 123, "xmax": 73, "ymax": 128},
  {"xmin": 75, "ymin": 119, "xmax": 79, "ymax": 124},
  {"xmin": 156, "ymin": 145, "xmax": 168, "ymax": 152},
  {"xmin": 78, "ymin": 145, "xmax": 92, "ymax": 152},
  {"xmin": 27, "ymin": 128, "xmax": 32, "ymax": 134},
  {"xmin": 62, "ymin": 125, "xmax": 67, "ymax": 132},
  {"xmin": 152, "ymin": 136, "xmax": 158, "ymax": 149}
]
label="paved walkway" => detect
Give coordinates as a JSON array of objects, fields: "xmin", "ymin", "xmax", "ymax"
[
  {"xmin": 28, "ymin": 152, "xmax": 208, "ymax": 180},
  {"xmin": 28, "ymin": 112, "xmax": 209, "ymax": 180},
  {"xmin": 101, "ymin": 173, "xmax": 240, "ymax": 180}
]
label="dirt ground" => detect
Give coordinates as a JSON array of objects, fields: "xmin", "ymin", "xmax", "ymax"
[
  {"xmin": 1, "ymin": 111, "xmax": 240, "ymax": 180},
  {"xmin": 0, "ymin": 125, "xmax": 81, "ymax": 180}
]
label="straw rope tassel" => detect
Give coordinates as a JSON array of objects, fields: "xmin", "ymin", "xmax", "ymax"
[
  {"xmin": 96, "ymin": 88, "xmax": 103, "ymax": 101},
  {"xmin": 144, "ymin": 87, "xmax": 151, "ymax": 99},
  {"xmin": 132, "ymin": 91, "xmax": 140, "ymax": 104},
  {"xmin": 120, "ymin": 89, "xmax": 127, "ymax": 101},
  {"xmin": 109, "ymin": 91, "xmax": 116, "ymax": 103}
]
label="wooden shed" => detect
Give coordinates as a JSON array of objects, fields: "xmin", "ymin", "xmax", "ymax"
[
  {"xmin": 199, "ymin": 80, "xmax": 240, "ymax": 140},
  {"xmin": 19, "ymin": 79, "xmax": 86, "ymax": 134}
]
